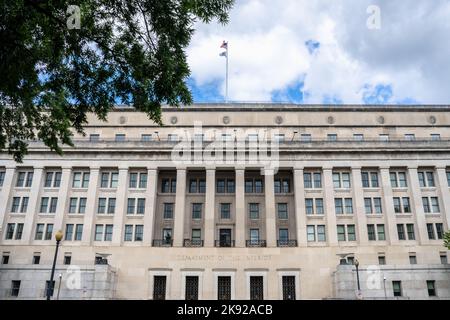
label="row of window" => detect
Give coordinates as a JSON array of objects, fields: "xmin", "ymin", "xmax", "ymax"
[{"xmin": 5, "ymin": 168, "xmax": 450, "ymax": 190}]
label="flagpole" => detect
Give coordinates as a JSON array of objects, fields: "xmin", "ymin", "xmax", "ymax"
[{"xmin": 225, "ymin": 44, "xmax": 229, "ymax": 103}]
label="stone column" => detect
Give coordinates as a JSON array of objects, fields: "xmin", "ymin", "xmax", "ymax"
[
  {"xmin": 436, "ymin": 167, "xmax": 450, "ymax": 229},
  {"xmin": 143, "ymin": 168, "xmax": 158, "ymax": 245},
  {"xmin": 22, "ymin": 167, "xmax": 44, "ymax": 243},
  {"xmin": 204, "ymin": 168, "xmax": 216, "ymax": 247},
  {"xmin": 264, "ymin": 169, "xmax": 276, "ymax": 247},
  {"xmin": 112, "ymin": 167, "xmax": 129, "ymax": 245},
  {"xmin": 293, "ymin": 168, "xmax": 307, "ymax": 246},
  {"xmin": 235, "ymin": 168, "xmax": 246, "ymax": 247},
  {"xmin": 322, "ymin": 167, "xmax": 338, "ymax": 246},
  {"xmin": 53, "ymin": 167, "xmax": 72, "ymax": 233},
  {"xmin": 351, "ymin": 167, "xmax": 368, "ymax": 245},
  {"xmin": 407, "ymin": 166, "xmax": 428, "ymax": 244},
  {"xmin": 173, "ymin": 168, "xmax": 187, "ymax": 247},
  {"xmin": 82, "ymin": 167, "xmax": 100, "ymax": 245},
  {"xmin": 0, "ymin": 167, "xmax": 15, "ymax": 239},
  {"xmin": 379, "ymin": 167, "xmax": 398, "ymax": 245}
]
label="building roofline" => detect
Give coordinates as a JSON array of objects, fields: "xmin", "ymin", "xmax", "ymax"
[{"xmin": 112, "ymin": 103, "xmax": 450, "ymax": 112}]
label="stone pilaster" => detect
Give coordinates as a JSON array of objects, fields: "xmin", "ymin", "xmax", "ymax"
[
  {"xmin": 204, "ymin": 168, "xmax": 216, "ymax": 247},
  {"xmin": 173, "ymin": 168, "xmax": 186, "ymax": 247},
  {"xmin": 379, "ymin": 167, "xmax": 398, "ymax": 245},
  {"xmin": 351, "ymin": 167, "xmax": 368, "ymax": 245},
  {"xmin": 143, "ymin": 168, "xmax": 158, "ymax": 245},
  {"xmin": 82, "ymin": 167, "xmax": 100, "ymax": 245},
  {"xmin": 264, "ymin": 169, "xmax": 276, "ymax": 247},
  {"xmin": 407, "ymin": 166, "xmax": 428, "ymax": 244},
  {"xmin": 323, "ymin": 167, "xmax": 338, "ymax": 246},
  {"xmin": 112, "ymin": 167, "xmax": 129, "ymax": 245},
  {"xmin": 436, "ymin": 167, "xmax": 450, "ymax": 229},
  {"xmin": 293, "ymin": 168, "xmax": 307, "ymax": 246},
  {"xmin": 235, "ymin": 168, "xmax": 246, "ymax": 247},
  {"xmin": 22, "ymin": 167, "xmax": 44, "ymax": 243}
]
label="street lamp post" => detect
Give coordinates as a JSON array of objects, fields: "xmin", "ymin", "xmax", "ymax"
[
  {"xmin": 47, "ymin": 230, "xmax": 63, "ymax": 300},
  {"xmin": 57, "ymin": 273, "xmax": 63, "ymax": 300},
  {"xmin": 383, "ymin": 276, "xmax": 387, "ymax": 300},
  {"xmin": 354, "ymin": 259, "xmax": 362, "ymax": 299}
]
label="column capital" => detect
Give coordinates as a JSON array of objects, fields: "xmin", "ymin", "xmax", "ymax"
[
  {"xmin": 147, "ymin": 167, "xmax": 158, "ymax": 172},
  {"xmin": 205, "ymin": 166, "xmax": 216, "ymax": 171},
  {"xmin": 322, "ymin": 166, "xmax": 333, "ymax": 171},
  {"xmin": 407, "ymin": 166, "xmax": 418, "ymax": 170},
  {"xmin": 118, "ymin": 166, "xmax": 129, "ymax": 171},
  {"xmin": 90, "ymin": 167, "xmax": 100, "ymax": 171},
  {"xmin": 351, "ymin": 166, "xmax": 362, "ymax": 171},
  {"xmin": 293, "ymin": 166, "xmax": 304, "ymax": 171},
  {"xmin": 62, "ymin": 166, "xmax": 72, "ymax": 171},
  {"xmin": 176, "ymin": 167, "xmax": 187, "ymax": 171},
  {"xmin": 379, "ymin": 166, "xmax": 391, "ymax": 171},
  {"xmin": 435, "ymin": 166, "xmax": 448, "ymax": 171},
  {"xmin": 33, "ymin": 166, "xmax": 45, "ymax": 170}
]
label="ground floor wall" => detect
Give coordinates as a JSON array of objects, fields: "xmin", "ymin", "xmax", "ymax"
[{"xmin": 0, "ymin": 245, "xmax": 449, "ymax": 299}]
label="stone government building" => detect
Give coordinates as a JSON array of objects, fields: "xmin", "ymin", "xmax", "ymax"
[{"xmin": 0, "ymin": 104, "xmax": 449, "ymax": 299}]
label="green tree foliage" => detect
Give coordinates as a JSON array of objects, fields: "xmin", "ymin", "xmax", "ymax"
[
  {"xmin": 444, "ymin": 231, "xmax": 450, "ymax": 250},
  {"xmin": 0, "ymin": 0, "xmax": 234, "ymax": 161}
]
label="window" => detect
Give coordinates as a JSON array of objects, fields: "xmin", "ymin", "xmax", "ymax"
[
  {"xmin": 327, "ymin": 134, "xmax": 337, "ymax": 141},
  {"xmin": 335, "ymin": 198, "xmax": 353, "ymax": 214},
  {"xmin": 367, "ymin": 224, "xmax": 376, "ymax": 241},
  {"xmin": 161, "ymin": 178, "xmax": 176, "ymax": 193},
  {"xmin": 255, "ymin": 179, "xmax": 263, "ymax": 193},
  {"xmin": 431, "ymin": 197, "xmax": 440, "ymax": 213},
  {"xmin": 447, "ymin": 171, "xmax": 450, "ymax": 186},
  {"xmin": 168, "ymin": 134, "xmax": 178, "ymax": 142},
  {"xmin": 422, "ymin": 197, "xmax": 430, "ymax": 213},
  {"xmin": 44, "ymin": 171, "xmax": 62, "ymax": 188},
  {"xmin": 35, "ymin": 224, "xmax": 45, "ymax": 240},
  {"xmin": 185, "ymin": 276, "xmax": 199, "ymax": 300},
  {"xmin": 217, "ymin": 276, "xmax": 231, "ymax": 300},
  {"xmin": 274, "ymin": 134, "xmax": 285, "ymax": 142},
  {"xmin": 315, "ymin": 199, "xmax": 324, "ymax": 214},
  {"xmin": 427, "ymin": 224, "xmax": 435, "ymax": 240},
  {"xmin": 64, "ymin": 255, "xmax": 72, "ymax": 265},
  {"xmin": 246, "ymin": 178, "xmax": 263, "ymax": 193},
  {"xmin": 397, "ymin": 224, "xmax": 405, "ymax": 240},
  {"xmin": 11, "ymin": 280, "xmax": 21, "ymax": 297},
  {"xmin": 97, "ymin": 198, "xmax": 115, "ymax": 214},
  {"xmin": 364, "ymin": 198, "xmax": 372, "ymax": 214},
  {"xmin": 217, "ymin": 179, "xmax": 225, "ymax": 193},
  {"xmin": 124, "ymin": 225, "xmax": 133, "ymax": 241},
  {"xmin": 362, "ymin": 171, "xmax": 379, "ymax": 188},
  {"xmin": 378, "ymin": 256, "xmax": 386, "ymax": 265},
  {"xmin": 402, "ymin": 197, "xmax": 411, "ymax": 213},
  {"xmin": 247, "ymin": 134, "xmax": 258, "ymax": 142},
  {"xmin": 333, "ymin": 172, "xmax": 351, "ymax": 188},
  {"xmin": 250, "ymin": 229, "xmax": 260, "ymax": 242},
  {"xmin": 0, "ymin": 170, "xmax": 5, "ymax": 186},
  {"xmin": 305, "ymin": 199, "xmax": 314, "ymax": 215},
  {"xmin": 277, "ymin": 203, "xmax": 288, "ymax": 219},
  {"xmin": 423, "ymin": 197, "xmax": 440, "ymax": 213},
  {"xmin": 13, "ymin": 224, "xmax": 23, "ymax": 240},
  {"xmin": 427, "ymin": 280, "xmax": 436, "ymax": 297},
  {"xmin": 75, "ymin": 224, "xmax": 83, "ymax": 241},
  {"xmin": 134, "ymin": 225, "xmax": 143, "ymax": 241},
  {"xmin": 335, "ymin": 198, "xmax": 343, "ymax": 214},
  {"xmin": 115, "ymin": 134, "xmax": 125, "ymax": 142},
  {"xmin": 72, "ymin": 171, "xmax": 90, "ymax": 188},
  {"xmin": 141, "ymin": 134, "xmax": 152, "ymax": 142},
  {"xmin": 379, "ymin": 134, "xmax": 389, "ymax": 141},
  {"xmin": 163, "ymin": 203, "xmax": 174, "ymax": 219},
  {"xmin": 307, "ymin": 225, "xmax": 315, "ymax": 242},
  {"xmin": 44, "ymin": 224, "xmax": 53, "ymax": 240},
  {"xmin": 129, "ymin": 172, "xmax": 147, "ymax": 189},
  {"xmin": 250, "ymin": 276, "xmax": 264, "ymax": 300},
  {"xmin": 436, "ymin": 223, "xmax": 444, "ymax": 239},
  {"xmin": 431, "ymin": 134, "xmax": 441, "ymax": 141},
  {"xmin": 192, "ymin": 203, "xmax": 202, "ymax": 219},
  {"xmin": 304, "ymin": 172, "xmax": 322, "ymax": 189},
  {"xmin": 94, "ymin": 225, "xmax": 104, "ymax": 241},
  {"xmin": 163, "ymin": 229, "xmax": 172, "ymax": 244},
  {"xmin": 440, "ymin": 254, "xmax": 448, "ymax": 265},
  {"xmin": 301, "ymin": 134, "xmax": 311, "ymax": 142},
  {"xmin": 16, "ymin": 171, "xmax": 33, "ymax": 187},
  {"xmin": 392, "ymin": 281, "xmax": 402, "ymax": 297},
  {"xmin": 65, "ymin": 224, "xmax": 74, "ymax": 241},
  {"xmin": 153, "ymin": 276, "xmax": 167, "ymax": 300},
  {"xmin": 33, "ymin": 254, "xmax": 40, "ymax": 264},
  {"xmin": 274, "ymin": 178, "xmax": 290, "ymax": 193},
  {"xmin": 365, "ymin": 198, "xmax": 382, "ymax": 214},
  {"xmin": 337, "ymin": 225, "xmax": 346, "ymax": 241},
  {"xmin": 94, "ymin": 224, "xmax": 113, "ymax": 241},
  {"xmin": 317, "ymin": 225, "xmax": 326, "ymax": 242},
  {"xmin": 390, "ymin": 171, "xmax": 407, "ymax": 188},
  {"xmin": 104, "ymin": 225, "xmax": 113, "ymax": 241},
  {"xmin": 189, "ymin": 179, "xmax": 197, "ymax": 193},
  {"xmin": 89, "ymin": 134, "xmax": 99, "ymax": 141},
  {"xmin": 278, "ymin": 229, "xmax": 289, "ymax": 242},
  {"xmin": 5, "ymin": 224, "xmax": 15, "ymax": 240},
  {"xmin": 192, "ymin": 229, "xmax": 201, "ymax": 241},
  {"xmin": 418, "ymin": 171, "xmax": 435, "ymax": 187},
  {"xmin": 220, "ymin": 203, "xmax": 231, "ymax": 219},
  {"xmin": 353, "ymin": 134, "xmax": 364, "ymax": 141},
  {"xmin": 404, "ymin": 134, "xmax": 415, "ymax": 141},
  {"xmin": 2, "ymin": 254, "xmax": 10, "ymax": 265},
  {"xmin": 347, "ymin": 225, "xmax": 356, "ymax": 241},
  {"xmin": 377, "ymin": 224, "xmax": 385, "ymax": 240},
  {"xmin": 406, "ymin": 224, "xmax": 415, "ymax": 240},
  {"xmin": 282, "ymin": 276, "xmax": 296, "ymax": 300},
  {"xmin": 249, "ymin": 203, "xmax": 259, "ymax": 219},
  {"xmin": 409, "ymin": 255, "xmax": 417, "ymax": 265}
]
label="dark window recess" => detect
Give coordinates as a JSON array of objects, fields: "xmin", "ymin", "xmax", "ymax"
[
  {"xmin": 185, "ymin": 276, "xmax": 199, "ymax": 300},
  {"xmin": 64, "ymin": 256, "xmax": 72, "ymax": 265},
  {"xmin": 282, "ymin": 276, "xmax": 296, "ymax": 300},
  {"xmin": 11, "ymin": 280, "xmax": 21, "ymax": 297},
  {"xmin": 250, "ymin": 276, "xmax": 264, "ymax": 300},
  {"xmin": 153, "ymin": 276, "xmax": 166, "ymax": 300},
  {"xmin": 217, "ymin": 276, "xmax": 231, "ymax": 300}
]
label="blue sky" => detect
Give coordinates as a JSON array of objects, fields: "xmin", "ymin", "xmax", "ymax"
[{"xmin": 186, "ymin": 0, "xmax": 450, "ymax": 105}]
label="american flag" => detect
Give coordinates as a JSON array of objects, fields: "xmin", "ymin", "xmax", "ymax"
[{"xmin": 220, "ymin": 41, "xmax": 228, "ymax": 49}]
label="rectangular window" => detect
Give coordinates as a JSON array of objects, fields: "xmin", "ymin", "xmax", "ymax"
[
  {"xmin": 317, "ymin": 225, "xmax": 326, "ymax": 242},
  {"xmin": 307, "ymin": 225, "xmax": 315, "ymax": 242},
  {"xmin": 347, "ymin": 225, "xmax": 356, "ymax": 241},
  {"xmin": 406, "ymin": 224, "xmax": 415, "ymax": 240},
  {"xmin": 379, "ymin": 134, "xmax": 389, "ymax": 141},
  {"xmin": 2, "ymin": 254, "xmax": 10, "ymax": 265},
  {"xmin": 431, "ymin": 134, "xmax": 441, "ymax": 141},
  {"xmin": 129, "ymin": 173, "xmax": 138, "ymax": 188},
  {"xmin": 94, "ymin": 225, "xmax": 103, "ymax": 241},
  {"xmin": 361, "ymin": 172, "xmax": 370, "ymax": 188},
  {"xmin": 409, "ymin": 255, "xmax": 417, "ymax": 265},
  {"xmin": 124, "ymin": 225, "xmax": 133, "ymax": 241},
  {"xmin": 250, "ymin": 276, "xmax": 264, "ymax": 300},
  {"xmin": 68, "ymin": 198, "xmax": 77, "ymax": 214},
  {"xmin": 447, "ymin": 171, "xmax": 450, "ymax": 187},
  {"xmin": 45, "ymin": 224, "xmax": 53, "ymax": 240},
  {"xmin": 353, "ymin": 134, "xmax": 364, "ymax": 141},
  {"xmin": 217, "ymin": 276, "xmax": 231, "ymax": 300},
  {"xmin": 245, "ymin": 179, "xmax": 253, "ymax": 193},
  {"xmin": 5, "ymin": 224, "xmax": 15, "ymax": 240},
  {"xmin": 282, "ymin": 276, "xmax": 296, "ymax": 300},
  {"xmin": 198, "ymin": 179, "xmax": 206, "ymax": 193},
  {"xmin": 313, "ymin": 173, "xmax": 322, "ymax": 188},
  {"xmin": 367, "ymin": 224, "xmax": 376, "ymax": 241},
  {"xmin": 301, "ymin": 134, "xmax": 311, "ymax": 142},
  {"xmin": 0, "ymin": 171, "xmax": 5, "ymax": 186},
  {"xmin": 303, "ymin": 173, "xmax": 312, "ymax": 188},
  {"xmin": 404, "ymin": 134, "xmax": 415, "ymax": 141},
  {"xmin": 107, "ymin": 198, "xmax": 116, "ymax": 214},
  {"xmin": 115, "ymin": 134, "xmax": 125, "ymax": 142},
  {"xmin": 397, "ymin": 224, "xmax": 405, "ymax": 240},
  {"xmin": 391, "ymin": 172, "xmax": 407, "ymax": 187},
  {"xmin": 440, "ymin": 254, "xmax": 448, "ymax": 265},
  {"xmin": 20, "ymin": 197, "xmax": 29, "ymax": 213},
  {"xmin": 249, "ymin": 203, "xmax": 259, "ymax": 219},
  {"xmin": 64, "ymin": 255, "xmax": 72, "ymax": 265},
  {"xmin": 153, "ymin": 276, "xmax": 167, "ymax": 300},
  {"xmin": 422, "ymin": 197, "xmax": 431, "ymax": 213},
  {"xmin": 393, "ymin": 281, "xmax": 402, "ymax": 297},
  {"xmin": 337, "ymin": 225, "xmax": 346, "ymax": 241},
  {"xmin": 250, "ymin": 229, "xmax": 260, "ymax": 242},
  {"xmin": 97, "ymin": 198, "xmax": 106, "ymax": 214},
  {"xmin": 220, "ymin": 203, "xmax": 231, "ymax": 219},
  {"xmin": 65, "ymin": 224, "xmax": 74, "ymax": 241},
  {"xmin": 344, "ymin": 198, "xmax": 353, "ymax": 214},
  {"xmin": 163, "ymin": 203, "xmax": 174, "ymax": 219},
  {"xmin": 305, "ymin": 199, "xmax": 314, "ymax": 215},
  {"xmin": 49, "ymin": 197, "xmax": 58, "ymax": 213},
  {"xmin": 11, "ymin": 197, "xmax": 20, "ymax": 213},
  {"xmin": 33, "ymin": 255, "xmax": 40, "ymax": 265},
  {"xmin": 104, "ymin": 225, "xmax": 113, "ymax": 241},
  {"xmin": 141, "ymin": 134, "xmax": 152, "ymax": 142},
  {"xmin": 278, "ymin": 229, "xmax": 289, "ymax": 242},
  {"xmin": 315, "ymin": 199, "xmax": 324, "ymax": 214},
  {"xmin": 427, "ymin": 223, "xmax": 435, "ymax": 240},
  {"xmin": 185, "ymin": 276, "xmax": 199, "ymax": 300},
  {"xmin": 15, "ymin": 224, "xmax": 23, "ymax": 240},
  {"xmin": 364, "ymin": 198, "xmax": 373, "ymax": 214},
  {"xmin": 378, "ymin": 256, "xmax": 386, "ymax": 265},
  {"xmin": 431, "ymin": 197, "xmax": 440, "ymax": 213},
  {"xmin": 374, "ymin": 198, "xmax": 382, "ymax": 214},
  {"xmin": 227, "ymin": 179, "xmax": 235, "ymax": 193},
  {"xmin": 127, "ymin": 198, "xmax": 136, "ymax": 214},
  {"xmin": 217, "ymin": 179, "xmax": 225, "ymax": 193},
  {"xmin": 89, "ymin": 134, "xmax": 99, "ymax": 141},
  {"xmin": 75, "ymin": 224, "xmax": 83, "ymax": 241},
  {"xmin": 402, "ymin": 197, "xmax": 411, "ymax": 213},
  {"xmin": 35, "ymin": 224, "xmax": 44, "ymax": 240},
  {"xmin": 192, "ymin": 203, "xmax": 202, "ymax": 219},
  {"xmin": 189, "ymin": 179, "xmax": 197, "ymax": 193},
  {"xmin": 192, "ymin": 229, "xmax": 201, "ymax": 241},
  {"xmin": 136, "ymin": 198, "xmax": 145, "ymax": 214},
  {"xmin": 436, "ymin": 223, "xmax": 444, "ymax": 239},
  {"xmin": 277, "ymin": 203, "xmax": 288, "ymax": 219},
  {"xmin": 327, "ymin": 134, "xmax": 337, "ymax": 141},
  {"xmin": 11, "ymin": 280, "xmax": 21, "ymax": 297},
  {"xmin": 40, "ymin": 197, "xmax": 49, "ymax": 213},
  {"xmin": 377, "ymin": 224, "xmax": 385, "ymax": 241},
  {"xmin": 427, "ymin": 280, "xmax": 436, "ymax": 297},
  {"xmin": 335, "ymin": 198, "xmax": 343, "ymax": 214},
  {"xmin": 254, "ymin": 179, "xmax": 263, "ymax": 193}
]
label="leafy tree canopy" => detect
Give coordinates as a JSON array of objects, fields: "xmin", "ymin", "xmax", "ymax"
[
  {"xmin": 0, "ymin": 0, "xmax": 234, "ymax": 162},
  {"xmin": 444, "ymin": 231, "xmax": 450, "ymax": 250}
]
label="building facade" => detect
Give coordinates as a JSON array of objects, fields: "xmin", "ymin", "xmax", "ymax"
[{"xmin": 0, "ymin": 104, "xmax": 449, "ymax": 300}]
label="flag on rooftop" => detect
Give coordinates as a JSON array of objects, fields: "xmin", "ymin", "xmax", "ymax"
[{"xmin": 220, "ymin": 40, "xmax": 228, "ymax": 49}]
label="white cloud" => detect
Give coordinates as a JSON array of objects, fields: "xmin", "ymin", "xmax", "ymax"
[{"xmin": 187, "ymin": 0, "xmax": 450, "ymax": 104}]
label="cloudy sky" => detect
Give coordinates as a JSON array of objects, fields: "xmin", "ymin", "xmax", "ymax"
[{"xmin": 186, "ymin": 0, "xmax": 450, "ymax": 104}]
